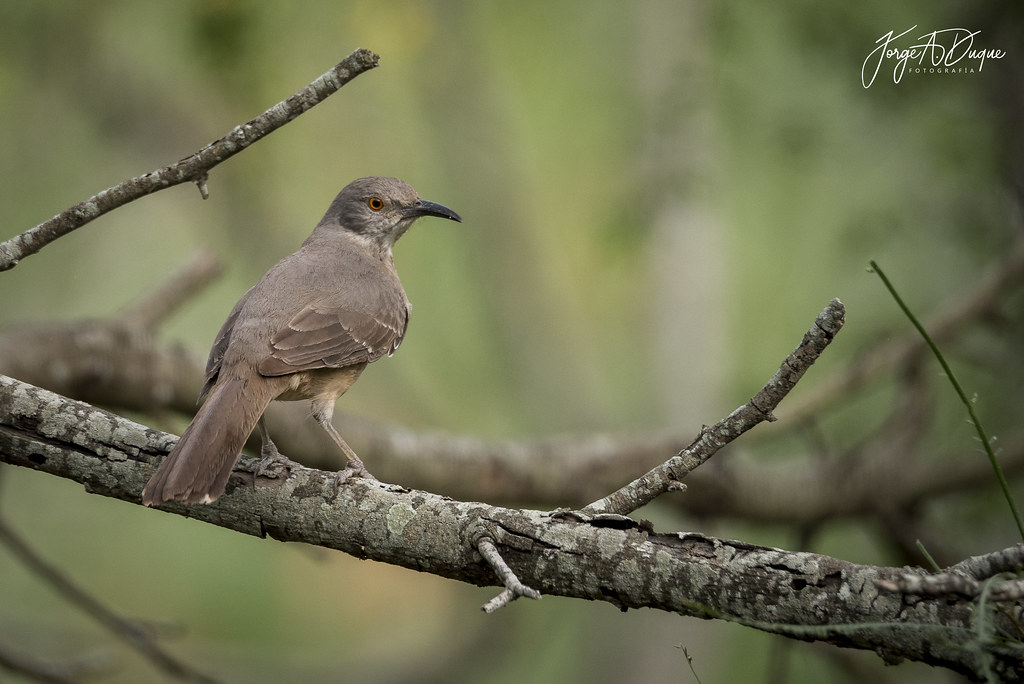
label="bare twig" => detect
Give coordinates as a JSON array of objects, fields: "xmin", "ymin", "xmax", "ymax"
[
  {"xmin": 878, "ymin": 571, "xmax": 1024, "ymax": 602},
  {"xmin": 475, "ymin": 536, "xmax": 544, "ymax": 610},
  {"xmin": 582, "ymin": 298, "xmax": 845, "ymax": 516},
  {"xmin": 878, "ymin": 545, "xmax": 1024, "ymax": 602},
  {"xmin": 0, "ymin": 517, "xmax": 219, "ymax": 683},
  {"xmin": 0, "ymin": 48, "xmax": 379, "ymax": 271},
  {"xmin": 949, "ymin": 544, "xmax": 1024, "ymax": 580},
  {"xmin": 119, "ymin": 250, "xmax": 222, "ymax": 330},
  {"xmin": 477, "ymin": 537, "xmax": 542, "ymax": 612}
]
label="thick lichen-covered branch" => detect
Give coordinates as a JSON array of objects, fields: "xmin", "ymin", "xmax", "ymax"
[{"xmin": 1, "ymin": 374, "xmax": 1019, "ymax": 680}]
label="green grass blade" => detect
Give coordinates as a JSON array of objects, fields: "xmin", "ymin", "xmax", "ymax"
[{"xmin": 869, "ymin": 260, "xmax": 1024, "ymax": 543}]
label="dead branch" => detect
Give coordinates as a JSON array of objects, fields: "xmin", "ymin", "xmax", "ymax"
[
  {"xmin": 0, "ymin": 49, "xmax": 379, "ymax": 271},
  {"xmin": 582, "ymin": 298, "xmax": 845, "ymax": 516}
]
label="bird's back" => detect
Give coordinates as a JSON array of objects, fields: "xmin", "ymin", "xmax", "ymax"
[{"xmin": 214, "ymin": 231, "xmax": 410, "ymax": 382}]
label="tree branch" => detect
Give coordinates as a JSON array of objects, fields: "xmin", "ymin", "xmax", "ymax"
[
  {"xmin": 0, "ymin": 641, "xmax": 106, "ymax": 684},
  {"xmin": 0, "ymin": 319, "xmax": 202, "ymax": 417},
  {"xmin": 0, "ymin": 49, "xmax": 379, "ymax": 271},
  {"xmin": 0, "ymin": 517, "xmax": 218, "ymax": 683},
  {"xmin": 118, "ymin": 250, "xmax": 222, "ymax": 330},
  {"xmin": 582, "ymin": 298, "xmax": 845, "ymax": 516},
  {"xmin": 1, "ymin": 373, "xmax": 1019, "ymax": 680}
]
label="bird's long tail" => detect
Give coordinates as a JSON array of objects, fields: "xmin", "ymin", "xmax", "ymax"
[{"xmin": 141, "ymin": 376, "xmax": 275, "ymax": 505}]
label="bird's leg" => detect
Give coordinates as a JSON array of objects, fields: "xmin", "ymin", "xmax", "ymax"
[
  {"xmin": 254, "ymin": 414, "xmax": 301, "ymax": 479},
  {"xmin": 311, "ymin": 399, "xmax": 378, "ymax": 486}
]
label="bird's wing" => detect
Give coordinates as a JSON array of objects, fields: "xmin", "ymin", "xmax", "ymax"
[
  {"xmin": 257, "ymin": 304, "xmax": 408, "ymax": 377},
  {"xmin": 199, "ymin": 285, "xmax": 255, "ymax": 400}
]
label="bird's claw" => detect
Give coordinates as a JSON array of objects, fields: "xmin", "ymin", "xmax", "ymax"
[
  {"xmin": 332, "ymin": 464, "xmax": 378, "ymax": 490},
  {"xmin": 255, "ymin": 448, "xmax": 301, "ymax": 480}
]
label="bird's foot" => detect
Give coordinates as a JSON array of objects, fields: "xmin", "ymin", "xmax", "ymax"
[
  {"xmin": 255, "ymin": 444, "xmax": 302, "ymax": 480},
  {"xmin": 332, "ymin": 463, "xmax": 378, "ymax": 490}
]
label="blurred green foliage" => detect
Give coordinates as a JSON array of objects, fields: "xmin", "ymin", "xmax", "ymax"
[{"xmin": 1, "ymin": 2, "xmax": 1020, "ymax": 682}]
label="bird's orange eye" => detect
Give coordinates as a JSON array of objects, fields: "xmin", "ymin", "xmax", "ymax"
[{"xmin": 368, "ymin": 197, "xmax": 384, "ymax": 211}]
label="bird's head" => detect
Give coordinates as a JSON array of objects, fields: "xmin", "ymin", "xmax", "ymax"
[{"xmin": 320, "ymin": 176, "xmax": 462, "ymax": 251}]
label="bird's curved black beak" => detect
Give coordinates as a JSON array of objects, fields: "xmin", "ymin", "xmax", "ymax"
[{"xmin": 406, "ymin": 199, "xmax": 462, "ymax": 223}]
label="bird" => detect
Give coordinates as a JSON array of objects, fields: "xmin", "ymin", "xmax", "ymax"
[{"xmin": 141, "ymin": 177, "xmax": 461, "ymax": 505}]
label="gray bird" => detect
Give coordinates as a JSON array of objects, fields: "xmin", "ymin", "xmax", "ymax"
[{"xmin": 142, "ymin": 177, "xmax": 461, "ymax": 505}]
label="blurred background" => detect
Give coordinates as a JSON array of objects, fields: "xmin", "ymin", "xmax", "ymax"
[{"xmin": 1, "ymin": 1, "xmax": 1022, "ymax": 682}]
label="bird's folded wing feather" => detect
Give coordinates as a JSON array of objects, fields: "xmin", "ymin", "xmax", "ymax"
[
  {"xmin": 200, "ymin": 287, "xmax": 254, "ymax": 399},
  {"xmin": 257, "ymin": 305, "xmax": 407, "ymax": 376}
]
